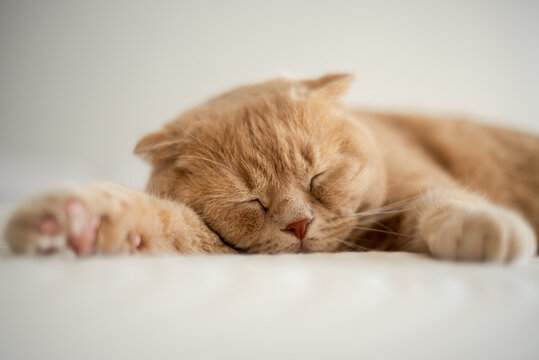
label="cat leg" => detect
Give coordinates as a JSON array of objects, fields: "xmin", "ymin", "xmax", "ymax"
[
  {"xmin": 401, "ymin": 188, "xmax": 537, "ymax": 263},
  {"xmin": 4, "ymin": 183, "xmax": 234, "ymax": 256}
]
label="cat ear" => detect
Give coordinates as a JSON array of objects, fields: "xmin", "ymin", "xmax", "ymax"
[
  {"xmin": 302, "ymin": 73, "xmax": 355, "ymax": 100},
  {"xmin": 134, "ymin": 129, "xmax": 179, "ymax": 163}
]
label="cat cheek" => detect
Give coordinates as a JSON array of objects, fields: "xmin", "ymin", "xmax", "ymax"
[{"xmin": 236, "ymin": 211, "xmax": 263, "ymax": 234}]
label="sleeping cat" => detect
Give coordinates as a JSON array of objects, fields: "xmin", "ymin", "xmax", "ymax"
[{"xmin": 4, "ymin": 74, "xmax": 539, "ymax": 262}]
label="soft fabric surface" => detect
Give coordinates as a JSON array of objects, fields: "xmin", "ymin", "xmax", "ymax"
[
  {"xmin": 1, "ymin": 207, "xmax": 539, "ymax": 360},
  {"xmin": 1, "ymin": 252, "xmax": 539, "ymax": 360}
]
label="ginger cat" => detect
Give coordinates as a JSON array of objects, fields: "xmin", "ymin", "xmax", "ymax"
[{"xmin": 4, "ymin": 74, "xmax": 539, "ymax": 262}]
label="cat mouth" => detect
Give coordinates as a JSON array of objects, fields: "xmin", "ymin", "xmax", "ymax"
[{"xmin": 298, "ymin": 237, "xmax": 314, "ymax": 254}]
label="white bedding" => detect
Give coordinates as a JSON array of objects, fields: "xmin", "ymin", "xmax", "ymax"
[{"xmin": 1, "ymin": 211, "xmax": 539, "ymax": 360}]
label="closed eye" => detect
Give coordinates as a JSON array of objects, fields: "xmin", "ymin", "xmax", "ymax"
[
  {"xmin": 310, "ymin": 172, "xmax": 325, "ymax": 192},
  {"xmin": 251, "ymin": 199, "xmax": 268, "ymax": 212}
]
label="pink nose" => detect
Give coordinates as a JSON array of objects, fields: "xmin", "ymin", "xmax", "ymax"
[{"xmin": 285, "ymin": 217, "xmax": 312, "ymax": 240}]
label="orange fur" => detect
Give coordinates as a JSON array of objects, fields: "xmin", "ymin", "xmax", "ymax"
[{"xmin": 5, "ymin": 74, "xmax": 538, "ymax": 262}]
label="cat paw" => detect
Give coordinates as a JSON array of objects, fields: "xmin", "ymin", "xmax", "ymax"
[
  {"xmin": 4, "ymin": 186, "xmax": 142, "ymax": 256},
  {"xmin": 419, "ymin": 203, "xmax": 536, "ymax": 263}
]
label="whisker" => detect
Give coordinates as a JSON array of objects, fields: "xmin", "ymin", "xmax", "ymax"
[
  {"xmin": 349, "ymin": 209, "xmax": 410, "ymax": 217},
  {"xmin": 171, "ymin": 122, "xmax": 227, "ymax": 160},
  {"xmin": 351, "ymin": 226, "xmax": 404, "ymax": 237},
  {"xmin": 319, "ymin": 216, "xmax": 357, "ymax": 232},
  {"xmin": 345, "ymin": 212, "xmax": 407, "ymax": 228},
  {"xmin": 354, "ymin": 195, "xmax": 421, "ymax": 214},
  {"xmin": 372, "ymin": 221, "xmax": 395, "ymax": 233},
  {"xmin": 336, "ymin": 239, "xmax": 371, "ymax": 252},
  {"xmin": 177, "ymin": 155, "xmax": 234, "ymax": 173},
  {"xmin": 346, "ymin": 196, "xmax": 422, "ymax": 223},
  {"xmin": 353, "ymin": 213, "xmax": 407, "ymax": 227}
]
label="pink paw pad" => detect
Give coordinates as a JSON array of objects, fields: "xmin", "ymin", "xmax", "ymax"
[
  {"xmin": 129, "ymin": 234, "xmax": 142, "ymax": 248},
  {"xmin": 65, "ymin": 199, "xmax": 99, "ymax": 256},
  {"xmin": 36, "ymin": 216, "xmax": 61, "ymax": 254},
  {"xmin": 37, "ymin": 216, "xmax": 60, "ymax": 235}
]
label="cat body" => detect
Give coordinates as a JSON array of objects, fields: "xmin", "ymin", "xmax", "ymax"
[
  {"xmin": 353, "ymin": 111, "xmax": 539, "ymax": 254},
  {"xmin": 5, "ymin": 74, "xmax": 538, "ymax": 262}
]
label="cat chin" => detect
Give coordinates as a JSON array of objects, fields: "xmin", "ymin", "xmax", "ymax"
[{"xmin": 297, "ymin": 237, "xmax": 336, "ymax": 254}]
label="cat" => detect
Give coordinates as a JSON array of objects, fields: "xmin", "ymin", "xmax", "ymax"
[{"xmin": 4, "ymin": 74, "xmax": 539, "ymax": 262}]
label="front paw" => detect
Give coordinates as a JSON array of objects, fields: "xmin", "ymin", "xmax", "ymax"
[
  {"xmin": 419, "ymin": 203, "xmax": 536, "ymax": 263},
  {"xmin": 4, "ymin": 185, "xmax": 142, "ymax": 256}
]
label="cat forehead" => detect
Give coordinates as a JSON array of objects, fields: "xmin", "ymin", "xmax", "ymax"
[{"xmin": 174, "ymin": 124, "xmax": 317, "ymax": 192}]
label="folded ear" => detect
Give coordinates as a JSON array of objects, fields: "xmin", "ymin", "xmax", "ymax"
[
  {"xmin": 134, "ymin": 128, "xmax": 180, "ymax": 163},
  {"xmin": 302, "ymin": 73, "xmax": 355, "ymax": 100}
]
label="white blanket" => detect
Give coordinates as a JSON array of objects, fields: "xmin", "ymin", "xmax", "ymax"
[{"xmin": 1, "ymin": 209, "xmax": 538, "ymax": 360}]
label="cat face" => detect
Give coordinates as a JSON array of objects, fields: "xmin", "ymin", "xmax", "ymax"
[{"xmin": 135, "ymin": 74, "xmax": 386, "ymax": 253}]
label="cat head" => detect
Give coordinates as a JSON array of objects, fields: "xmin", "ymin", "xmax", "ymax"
[{"xmin": 135, "ymin": 74, "xmax": 386, "ymax": 253}]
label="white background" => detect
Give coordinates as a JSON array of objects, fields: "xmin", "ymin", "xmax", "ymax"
[{"xmin": 1, "ymin": 0, "xmax": 538, "ymax": 201}]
